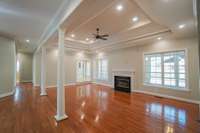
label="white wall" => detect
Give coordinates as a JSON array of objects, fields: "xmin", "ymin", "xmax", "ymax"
[
  {"xmin": 92, "ymin": 47, "xmax": 139, "ymax": 87},
  {"xmin": 40, "ymin": 48, "xmax": 92, "ymax": 87},
  {"xmin": 18, "ymin": 52, "xmax": 33, "ymax": 82},
  {"xmin": 92, "ymin": 37, "xmax": 200, "ymax": 101},
  {"xmin": 137, "ymin": 38, "xmax": 200, "ymax": 101},
  {"xmin": 0, "ymin": 37, "xmax": 16, "ymax": 96},
  {"xmin": 33, "ymin": 37, "xmax": 199, "ymax": 101}
]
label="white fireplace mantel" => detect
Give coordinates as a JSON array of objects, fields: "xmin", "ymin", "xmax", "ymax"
[
  {"xmin": 112, "ymin": 69, "xmax": 135, "ymax": 73},
  {"xmin": 112, "ymin": 69, "xmax": 136, "ymax": 92}
]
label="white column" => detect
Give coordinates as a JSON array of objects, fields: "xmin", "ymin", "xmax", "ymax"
[
  {"xmin": 55, "ymin": 28, "xmax": 68, "ymax": 121},
  {"xmin": 40, "ymin": 47, "xmax": 47, "ymax": 96}
]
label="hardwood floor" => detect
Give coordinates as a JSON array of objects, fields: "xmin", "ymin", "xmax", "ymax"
[{"xmin": 0, "ymin": 83, "xmax": 199, "ymax": 133}]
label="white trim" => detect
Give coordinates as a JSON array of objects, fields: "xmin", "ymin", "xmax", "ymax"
[
  {"xmin": 36, "ymin": 0, "xmax": 82, "ymax": 53},
  {"xmin": 193, "ymin": 0, "xmax": 197, "ymax": 18},
  {"xmin": 111, "ymin": 69, "xmax": 135, "ymax": 91},
  {"xmin": 34, "ymin": 84, "xmax": 40, "ymax": 87},
  {"xmin": 92, "ymin": 81, "xmax": 113, "ymax": 88},
  {"xmin": 112, "ymin": 69, "xmax": 135, "ymax": 73},
  {"xmin": 20, "ymin": 80, "xmax": 33, "ymax": 83},
  {"xmin": 46, "ymin": 82, "xmax": 92, "ymax": 89},
  {"xmin": 132, "ymin": 90, "xmax": 200, "ymax": 104},
  {"xmin": 46, "ymin": 85, "xmax": 56, "ymax": 88},
  {"xmin": 96, "ymin": 58, "xmax": 109, "ymax": 81},
  {"xmin": 91, "ymin": 29, "xmax": 171, "ymax": 52},
  {"xmin": 76, "ymin": 59, "xmax": 92, "ymax": 82},
  {"xmin": 13, "ymin": 41, "xmax": 17, "ymax": 87},
  {"xmin": 0, "ymin": 90, "xmax": 15, "ymax": 99},
  {"xmin": 33, "ymin": 54, "xmax": 36, "ymax": 86},
  {"xmin": 143, "ymin": 83, "xmax": 190, "ymax": 92},
  {"xmin": 65, "ymin": 83, "xmax": 76, "ymax": 86},
  {"xmin": 54, "ymin": 114, "xmax": 68, "ymax": 121}
]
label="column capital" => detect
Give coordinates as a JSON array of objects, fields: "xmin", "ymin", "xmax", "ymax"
[{"xmin": 58, "ymin": 27, "xmax": 66, "ymax": 33}]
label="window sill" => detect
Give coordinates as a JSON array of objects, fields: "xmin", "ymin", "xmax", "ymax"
[{"xmin": 143, "ymin": 83, "xmax": 190, "ymax": 92}]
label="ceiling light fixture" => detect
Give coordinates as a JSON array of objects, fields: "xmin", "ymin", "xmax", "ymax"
[
  {"xmin": 116, "ymin": 4, "xmax": 123, "ymax": 11},
  {"xmin": 132, "ymin": 16, "xmax": 139, "ymax": 22},
  {"xmin": 71, "ymin": 34, "xmax": 75, "ymax": 38},
  {"xmin": 157, "ymin": 37, "xmax": 162, "ymax": 40},
  {"xmin": 178, "ymin": 24, "xmax": 185, "ymax": 29},
  {"xmin": 86, "ymin": 38, "xmax": 89, "ymax": 41},
  {"xmin": 26, "ymin": 39, "xmax": 30, "ymax": 43}
]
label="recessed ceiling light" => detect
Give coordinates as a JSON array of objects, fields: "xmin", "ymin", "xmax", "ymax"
[
  {"xmin": 157, "ymin": 37, "xmax": 162, "ymax": 40},
  {"xmin": 71, "ymin": 34, "xmax": 75, "ymax": 38},
  {"xmin": 86, "ymin": 38, "xmax": 89, "ymax": 41},
  {"xmin": 116, "ymin": 4, "xmax": 123, "ymax": 11},
  {"xmin": 26, "ymin": 39, "xmax": 30, "ymax": 43},
  {"xmin": 132, "ymin": 16, "xmax": 139, "ymax": 22},
  {"xmin": 178, "ymin": 24, "xmax": 185, "ymax": 29}
]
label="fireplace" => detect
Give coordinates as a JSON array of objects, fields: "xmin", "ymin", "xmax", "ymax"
[{"xmin": 114, "ymin": 76, "xmax": 131, "ymax": 93}]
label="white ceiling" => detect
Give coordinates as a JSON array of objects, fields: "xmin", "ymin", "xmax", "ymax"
[
  {"xmin": 0, "ymin": 0, "xmax": 69, "ymax": 53},
  {"xmin": 0, "ymin": 0, "xmax": 197, "ymax": 53},
  {"xmin": 59, "ymin": 0, "xmax": 198, "ymax": 52}
]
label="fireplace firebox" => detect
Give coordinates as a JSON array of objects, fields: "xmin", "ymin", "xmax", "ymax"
[{"xmin": 114, "ymin": 76, "xmax": 131, "ymax": 93}]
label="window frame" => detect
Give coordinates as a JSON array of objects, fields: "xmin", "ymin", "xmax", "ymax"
[
  {"xmin": 76, "ymin": 59, "xmax": 91, "ymax": 82},
  {"xmin": 97, "ymin": 58, "xmax": 109, "ymax": 81},
  {"xmin": 143, "ymin": 49, "xmax": 189, "ymax": 91}
]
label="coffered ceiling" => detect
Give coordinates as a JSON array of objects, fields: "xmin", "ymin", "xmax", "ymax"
[
  {"xmin": 58, "ymin": 0, "xmax": 197, "ymax": 52},
  {"xmin": 0, "ymin": 0, "xmax": 197, "ymax": 53}
]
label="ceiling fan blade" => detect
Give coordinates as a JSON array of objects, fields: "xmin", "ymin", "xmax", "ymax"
[
  {"xmin": 101, "ymin": 34, "xmax": 109, "ymax": 37},
  {"xmin": 99, "ymin": 37, "xmax": 107, "ymax": 40}
]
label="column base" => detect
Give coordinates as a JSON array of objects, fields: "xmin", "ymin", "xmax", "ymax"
[
  {"xmin": 40, "ymin": 92, "xmax": 47, "ymax": 96},
  {"xmin": 54, "ymin": 114, "xmax": 68, "ymax": 121}
]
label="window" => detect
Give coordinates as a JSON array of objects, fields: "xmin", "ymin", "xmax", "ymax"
[
  {"xmin": 17, "ymin": 59, "xmax": 20, "ymax": 72},
  {"xmin": 97, "ymin": 59, "xmax": 108, "ymax": 80},
  {"xmin": 77, "ymin": 60, "xmax": 91, "ymax": 82},
  {"xmin": 144, "ymin": 50, "xmax": 187, "ymax": 90}
]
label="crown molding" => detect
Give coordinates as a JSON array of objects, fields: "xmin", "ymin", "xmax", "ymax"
[
  {"xmin": 48, "ymin": 28, "xmax": 171, "ymax": 53},
  {"xmin": 91, "ymin": 28, "xmax": 171, "ymax": 52},
  {"xmin": 35, "ymin": 0, "xmax": 82, "ymax": 54}
]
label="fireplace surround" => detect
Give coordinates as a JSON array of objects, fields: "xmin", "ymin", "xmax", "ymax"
[
  {"xmin": 114, "ymin": 76, "xmax": 131, "ymax": 92},
  {"xmin": 112, "ymin": 69, "xmax": 135, "ymax": 92}
]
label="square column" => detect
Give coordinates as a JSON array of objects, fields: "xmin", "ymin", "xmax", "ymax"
[
  {"xmin": 40, "ymin": 47, "xmax": 47, "ymax": 96},
  {"xmin": 55, "ymin": 28, "xmax": 68, "ymax": 121}
]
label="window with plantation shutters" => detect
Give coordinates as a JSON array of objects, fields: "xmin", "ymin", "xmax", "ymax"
[{"xmin": 144, "ymin": 50, "xmax": 187, "ymax": 90}]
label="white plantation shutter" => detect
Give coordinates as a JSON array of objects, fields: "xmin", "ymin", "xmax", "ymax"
[
  {"xmin": 144, "ymin": 50, "xmax": 187, "ymax": 89},
  {"xmin": 97, "ymin": 59, "xmax": 108, "ymax": 80}
]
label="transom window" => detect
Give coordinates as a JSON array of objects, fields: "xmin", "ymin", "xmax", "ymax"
[{"xmin": 144, "ymin": 50, "xmax": 187, "ymax": 90}]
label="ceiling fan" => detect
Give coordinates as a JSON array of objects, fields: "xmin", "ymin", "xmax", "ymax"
[{"xmin": 93, "ymin": 28, "xmax": 109, "ymax": 40}]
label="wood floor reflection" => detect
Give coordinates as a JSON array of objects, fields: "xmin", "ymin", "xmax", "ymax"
[{"xmin": 0, "ymin": 83, "xmax": 199, "ymax": 133}]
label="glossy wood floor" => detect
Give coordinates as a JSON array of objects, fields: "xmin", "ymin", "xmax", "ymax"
[{"xmin": 0, "ymin": 83, "xmax": 199, "ymax": 133}]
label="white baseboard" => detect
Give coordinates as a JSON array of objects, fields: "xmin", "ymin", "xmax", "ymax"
[
  {"xmin": 0, "ymin": 90, "xmax": 15, "ymax": 99},
  {"xmin": 20, "ymin": 80, "xmax": 33, "ymax": 83},
  {"xmin": 34, "ymin": 84, "xmax": 40, "ymax": 87},
  {"xmin": 65, "ymin": 82, "xmax": 76, "ymax": 86},
  {"xmin": 92, "ymin": 82, "xmax": 113, "ymax": 88},
  {"xmin": 46, "ymin": 82, "xmax": 92, "ymax": 89},
  {"xmin": 132, "ymin": 90, "xmax": 200, "ymax": 105},
  {"xmin": 46, "ymin": 85, "xmax": 56, "ymax": 88}
]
